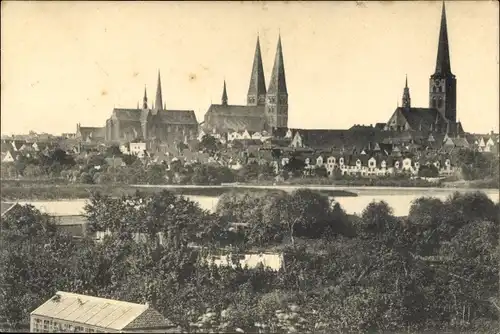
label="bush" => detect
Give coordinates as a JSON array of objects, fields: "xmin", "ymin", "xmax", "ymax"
[
  {"xmin": 418, "ymin": 164, "xmax": 439, "ymax": 178},
  {"xmin": 79, "ymin": 172, "xmax": 93, "ymax": 184}
]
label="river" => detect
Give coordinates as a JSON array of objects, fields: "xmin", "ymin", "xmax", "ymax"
[{"xmin": 15, "ymin": 186, "xmax": 499, "ymax": 217}]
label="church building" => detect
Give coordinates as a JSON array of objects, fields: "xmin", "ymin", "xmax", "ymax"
[
  {"xmin": 384, "ymin": 2, "xmax": 463, "ymax": 136},
  {"xmin": 104, "ymin": 72, "xmax": 198, "ymax": 143},
  {"xmin": 203, "ymin": 34, "xmax": 288, "ymax": 134}
]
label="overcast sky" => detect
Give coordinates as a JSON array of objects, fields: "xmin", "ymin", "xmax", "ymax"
[{"xmin": 1, "ymin": 1, "xmax": 498, "ymax": 135}]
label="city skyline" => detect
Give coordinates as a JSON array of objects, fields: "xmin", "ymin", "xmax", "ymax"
[{"xmin": 1, "ymin": 1, "xmax": 498, "ymax": 135}]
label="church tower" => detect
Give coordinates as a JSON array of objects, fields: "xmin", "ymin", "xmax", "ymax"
[
  {"xmin": 265, "ymin": 35, "xmax": 288, "ymax": 130},
  {"xmin": 154, "ymin": 70, "xmax": 164, "ymax": 113},
  {"xmin": 142, "ymin": 86, "xmax": 148, "ymax": 109},
  {"xmin": 429, "ymin": 1, "xmax": 457, "ymax": 122},
  {"xmin": 402, "ymin": 75, "xmax": 411, "ymax": 108},
  {"xmin": 221, "ymin": 80, "xmax": 228, "ymax": 106},
  {"xmin": 247, "ymin": 36, "xmax": 267, "ymax": 106}
]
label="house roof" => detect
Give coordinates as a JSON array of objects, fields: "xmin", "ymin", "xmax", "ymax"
[
  {"xmin": 2, "ymin": 149, "xmax": 20, "ymax": 160},
  {"xmin": 78, "ymin": 126, "xmax": 106, "ymax": 140},
  {"xmin": 31, "ymin": 291, "xmax": 174, "ymax": 331},
  {"xmin": 112, "ymin": 108, "xmax": 198, "ymax": 126},
  {"xmin": 452, "ymin": 137, "xmax": 470, "ymax": 148},
  {"xmin": 156, "ymin": 110, "xmax": 198, "ymax": 125},
  {"xmin": 56, "ymin": 215, "xmax": 87, "ymax": 226},
  {"xmin": 204, "ymin": 104, "xmax": 266, "ymax": 132},
  {"xmin": 113, "ymin": 108, "xmax": 143, "ymax": 122},
  {"xmin": 1, "ymin": 202, "xmax": 18, "ymax": 217},
  {"xmin": 19, "ymin": 200, "xmax": 86, "ymax": 216},
  {"xmin": 286, "ymin": 128, "xmax": 390, "ymax": 151},
  {"xmin": 395, "ymin": 107, "xmax": 446, "ymax": 131}
]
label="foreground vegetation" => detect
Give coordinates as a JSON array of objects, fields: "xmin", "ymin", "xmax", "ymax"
[{"xmin": 1, "ymin": 189, "xmax": 498, "ymax": 332}]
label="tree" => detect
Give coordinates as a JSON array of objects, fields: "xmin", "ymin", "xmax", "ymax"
[
  {"xmin": 286, "ymin": 189, "xmax": 338, "ymax": 240},
  {"xmin": 283, "ymin": 156, "xmax": 305, "ymax": 177},
  {"xmin": 122, "ymin": 154, "xmax": 138, "ymax": 166},
  {"xmin": 79, "ymin": 172, "xmax": 93, "ymax": 184},
  {"xmin": 314, "ymin": 165, "xmax": 328, "ymax": 178},
  {"xmin": 358, "ymin": 201, "xmax": 396, "ymax": 235},
  {"xmin": 146, "ymin": 165, "xmax": 166, "ymax": 184},
  {"xmin": 418, "ymin": 164, "xmax": 439, "ymax": 177},
  {"xmin": 199, "ymin": 135, "xmax": 218, "ymax": 153},
  {"xmin": 0, "ymin": 205, "xmax": 77, "ymax": 330},
  {"xmin": 105, "ymin": 145, "xmax": 122, "ymax": 157},
  {"xmin": 191, "ymin": 164, "xmax": 235, "ymax": 185}
]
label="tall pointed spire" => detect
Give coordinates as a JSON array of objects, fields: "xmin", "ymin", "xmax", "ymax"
[
  {"xmin": 264, "ymin": 34, "xmax": 289, "ymax": 130},
  {"xmin": 143, "ymin": 85, "xmax": 148, "ymax": 109},
  {"xmin": 268, "ymin": 34, "xmax": 288, "ymax": 95},
  {"xmin": 434, "ymin": 1, "xmax": 452, "ymax": 75},
  {"xmin": 155, "ymin": 70, "xmax": 163, "ymax": 111},
  {"xmin": 221, "ymin": 80, "xmax": 228, "ymax": 105},
  {"xmin": 247, "ymin": 35, "xmax": 267, "ymax": 106},
  {"xmin": 402, "ymin": 75, "xmax": 411, "ymax": 108}
]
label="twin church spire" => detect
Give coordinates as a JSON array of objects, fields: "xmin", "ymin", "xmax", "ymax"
[
  {"xmin": 141, "ymin": 70, "xmax": 165, "ymax": 112},
  {"xmin": 267, "ymin": 35, "xmax": 287, "ymax": 96},
  {"xmin": 247, "ymin": 36, "xmax": 267, "ymax": 106},
  {"xmin": 221, "ymin": 34, "xmax": 288, "ymax": 107}
]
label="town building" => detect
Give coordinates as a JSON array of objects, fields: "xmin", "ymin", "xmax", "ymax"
[
  {"xmin": 76, "ymin": 124, "xmax": 106, "ymax": 143},
  {"xmin": 30, "ymin": 291, "xmax": 178, "ymax": 333},
  {"xmin": 203, "ymin": 34, "xmax": 288, "ymax": 134}
]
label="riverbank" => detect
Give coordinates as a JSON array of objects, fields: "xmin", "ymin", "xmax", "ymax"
[
  {"xmin": 0, "ymin": 182, "xmax": 358, "ymax": 201},
  {"xmin": 238, "ymin": 176, "xmax": 499, "ymax": 189}
]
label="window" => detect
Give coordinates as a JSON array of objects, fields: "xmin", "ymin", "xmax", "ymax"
[
  {"xmin": 437, "ymin": 97, "xmax": 443, "ymax": 108},
  {"xmin": 33, "ymin": 318, "xmax": 42, "ymax": 332},
  {"xmin": 43, "ymin": 320, "xmax": 50, "ymax": 331}
]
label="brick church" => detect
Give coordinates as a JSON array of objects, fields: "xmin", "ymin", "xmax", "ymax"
[
  {"xmin": 384, "ymin": 2, "xmax": 464, "ymax": 136},
  {"xmin": 203, "ymin": 34, "xmax": 289, "ymax": 134},
  {"xmin": 103, "ymin": 72, "xmax": 199, "ymax": 144}
]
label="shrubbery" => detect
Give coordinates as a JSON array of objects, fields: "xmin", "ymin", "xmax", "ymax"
[{"xmin": 1, "ymin": 189, "xmax": 498, "ymax": 332}]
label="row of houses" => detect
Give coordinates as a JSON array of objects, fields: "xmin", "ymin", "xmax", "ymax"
[{"xmin": 126, "ymin": 122, "xmax": 499, "ymax": 154}]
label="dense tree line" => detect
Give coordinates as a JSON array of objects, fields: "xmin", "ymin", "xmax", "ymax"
[
  {"xmin": 3, "ymin": 145, "xmax": 499, "ymax": 187},
  {"xmin": 1, "ymin": 189, "xmax": 499, "ymax": 332}
]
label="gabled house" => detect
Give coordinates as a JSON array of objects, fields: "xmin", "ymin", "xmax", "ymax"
[
  {"xmin": 11, "ymin": 140, "xmax": 24, "ymax": 152},
  {"xmin": 1, "ymin": 202, "xmax": 19, "ymax": 217},
  {"xmin": 2, "ymin": 150, "xmax": 19, "ymax": 163},
  {"xmin": 129, "ymin": 142, "xmax": 147, "ymax": 158},
  {"xmin": 119, "ymin": 143, "xmax": 130, "ymax": 154},
  {"xmin": 30, "ymin": 291, "xmax": 177, "ymax": 333}
]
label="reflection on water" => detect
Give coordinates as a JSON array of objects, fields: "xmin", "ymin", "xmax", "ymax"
[{"xmin": 16, "ymin": 190, "xmax": 499, "ymax": 217}]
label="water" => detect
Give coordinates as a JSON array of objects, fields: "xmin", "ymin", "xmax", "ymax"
[{"xmin": 17, "ymin": 188, "xmax": 499, "ymax": 217}]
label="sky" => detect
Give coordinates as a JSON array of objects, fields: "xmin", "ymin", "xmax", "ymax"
[{"xmin": 1, "ymin": 1, "xmax": 498, "ymax": 135}]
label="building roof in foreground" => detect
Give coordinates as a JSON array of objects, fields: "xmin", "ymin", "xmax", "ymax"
[
  {"xmin": 31, "ymin": 291, "xmax": 174, "ymax": 331},
  {"xmin": 1, "ymin": 202, "xmax": 17, "ymax": 217}
]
